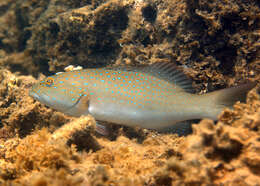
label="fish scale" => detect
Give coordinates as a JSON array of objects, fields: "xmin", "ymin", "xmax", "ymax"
[
  {"xmin": 29, "ymin": 62, "xmax": 255, "ymax": 135},
  {"xmin": 49, "ymin": 69, "xmax": 179, "ymax": 111}
]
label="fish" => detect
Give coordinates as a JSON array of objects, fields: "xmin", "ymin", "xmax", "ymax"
[{"xmin": 29, "ymin": 62, "xmax": 256, "ymax": 135}]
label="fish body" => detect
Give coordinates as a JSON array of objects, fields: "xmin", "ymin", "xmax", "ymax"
[{"xmin": 29, "ymin": 63, "xmax": 255, "ymax": 134}]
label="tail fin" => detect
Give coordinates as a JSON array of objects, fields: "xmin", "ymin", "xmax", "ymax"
[{"xmin": 200, "ymin": 82, "xmax": 256, "ymax": 120}]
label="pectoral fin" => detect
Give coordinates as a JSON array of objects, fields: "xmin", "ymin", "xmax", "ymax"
[
  {"xmin": 95, "ymin": 122, "xmax": 109, "ymax": 136},
  {"xmin": 64, "ymin": 94, "xmax": 90, "ymax": 117}
]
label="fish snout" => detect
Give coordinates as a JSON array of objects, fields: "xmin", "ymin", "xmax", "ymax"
[{"xmin": 29, "ymin": 89, "xmax": 41, "ymax": 101}]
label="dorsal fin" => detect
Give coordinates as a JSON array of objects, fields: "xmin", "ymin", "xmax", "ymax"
[
  {"xmin": 106, "ymin": 62, "xmax": 194, "ymax": 93},
  {"xmin": 142, "ymin": 62, "xmax": 194, "ymax": 93}
]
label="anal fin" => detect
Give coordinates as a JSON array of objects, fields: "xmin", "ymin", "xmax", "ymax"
[{"xmin": 158, "ymin": 121, "xmax": 193, "ymax": 136}]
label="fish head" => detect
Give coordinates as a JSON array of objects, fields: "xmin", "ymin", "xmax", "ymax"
[{"xmin": 29, "ymin": 74, "xmax": 86, "ymax": 114}]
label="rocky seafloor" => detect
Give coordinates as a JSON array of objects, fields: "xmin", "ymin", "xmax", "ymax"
[{"xmin": 0, "ymin": 0, "xmax": 260, "ymax": 185}]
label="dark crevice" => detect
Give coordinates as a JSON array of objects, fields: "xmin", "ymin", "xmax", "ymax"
[
  {"xmin": 58, "ymin": 42, "xmax": 69, "ymax": 52},
  {"xmin": 215, "ymin": 46, "xmax": 237, "ymax": 75},
  {"xmin": 257, "ymin": 0, "xmax": 260, "ymax": 8},
  {"xmin": 141, "ymin": 35, "xmax": 151, "ymax": 47},
  {"xmin": 142, "ymin": 5, "xmax": 157, "ymax": 23},
  {"xmin": 221, "ymin": 14, "xmax": 250, "ymax": 34},
  {"xmin": 18, "ymin": 30, "xmax": 32, "ymax": 51},
  {"xmin": 9, "ymin": 64, "xmax": 29, "ymax": 75},
  {"xmin": 0, "ymin": 39, "xmax": 13, "ymax": 53},
  {"xmin": 95, "ymin": 8, "xmax": 129, "ymax": 31},
  {"xmin": 14, "ymin": 5, "xmax": 33, "ymax": 52},
  {"xmin": 35, "ymin": 58, "xmax": 51, "ymax": 76},
  {"xmin": 15, "ymin": 6, "xmax": 29, "ymax": 30},
  {"xmin": 67, "ymin": 33, "xmax": 81, "ymax": 47},
  {"xmin": 0, "ymin": 3, "xmax": 10, "ymax": 16},
  {"xmin": 55, "ymin": 0, "xmax": 92, "ymax": 8},
  {"xmin": 67, "ymin": 130, "xmax": 102, "ymax": 152},
  {"xmin": 91, "ymin": 8, "xmax": 129, "ymax": 54},
  {"xmin": 214, "ymin": 140, "xmax": 243, "ymax": 162},
  {"xmin": 155, "ymin": 175, "xmax": 172, "ymax": 186},
  {"xmin": 49, "ymin": 22, "xmax": 60, "ymax": 39}
]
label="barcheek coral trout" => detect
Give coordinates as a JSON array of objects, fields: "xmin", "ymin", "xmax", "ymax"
[{"xmin": 29, "ymin": 62, "xmax": 256, "ymax": 135}]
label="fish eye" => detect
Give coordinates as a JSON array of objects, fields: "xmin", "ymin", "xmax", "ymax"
[{"xmin": 44, "ymin": 77, "xmax": 54, "ymax": 87}]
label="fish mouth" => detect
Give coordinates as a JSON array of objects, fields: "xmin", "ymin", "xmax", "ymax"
[
  {"xmin": 29, "ymin": 91, "xmax": 53, "ymax": 108},
  {"xmin": 29, "ymin": 90, "xmax": 41, "ymax": 102}
]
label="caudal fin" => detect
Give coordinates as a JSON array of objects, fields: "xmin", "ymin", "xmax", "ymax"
[{"xmin": 201, "ymin": 82, "xmax": 257, "ymax": 120}]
